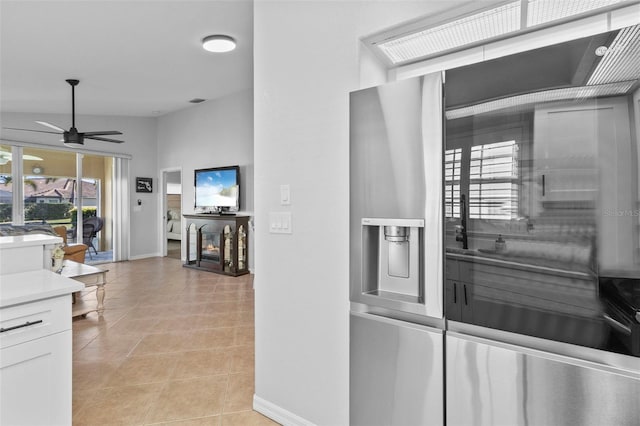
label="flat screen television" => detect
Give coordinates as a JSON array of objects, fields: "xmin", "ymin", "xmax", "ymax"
[{"xmin": 194, "ymin": 165, "xmax": 240, "ymax": 213}]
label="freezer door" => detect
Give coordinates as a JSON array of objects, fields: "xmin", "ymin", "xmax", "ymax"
[
  {"xmin": 349, "ymin": 71, "xmax": 443, "ymax": 319},
  {"xmin": 446, "ymin": 332, "xmax": 640, "ymax": 426},
  {"xmin": 350, "ymin": 312, "xmax": 444, "ymax": 426}
]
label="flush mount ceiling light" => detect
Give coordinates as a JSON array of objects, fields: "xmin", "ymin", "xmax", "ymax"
[
  {"xmin": 202, "ymin": 35, "xmax": 236, "ymax": 53},
  {"xmin": 365, "ymin": 0, "xmax": 629, "ymax": 67}
]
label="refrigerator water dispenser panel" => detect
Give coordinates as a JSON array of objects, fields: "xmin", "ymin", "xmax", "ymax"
[
  {"xmin": 361, "ymin": 218, "xmax": 423, "ymax": 301},
  {"xmin": 384, "ymin": 226, "xmax": 409, "ymax": 278}
]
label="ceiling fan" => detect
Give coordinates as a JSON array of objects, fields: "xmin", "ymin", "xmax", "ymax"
[{"xmin": 4, "ymin": 79, "xmax": 124, "ymax": 145}]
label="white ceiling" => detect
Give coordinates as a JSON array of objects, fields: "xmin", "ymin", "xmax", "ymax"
[{"xmin": 0, "ymin": 0, "xmax": 254, "ymax": 118}]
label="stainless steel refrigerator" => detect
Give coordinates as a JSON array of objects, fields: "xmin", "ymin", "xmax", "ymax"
[
  {"xmin": 443, "ymin": 25, "xmax": 640, "ymax": 425},
  {"xmin": 349, "ymin": 72, "xmax": 444, "ymax": 425}
]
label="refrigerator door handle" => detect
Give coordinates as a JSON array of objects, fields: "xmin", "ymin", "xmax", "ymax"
[
  {"xmin": 422, "ymin": 71, "xmax": 444, "ymax": 319},
  {"xmin": 454, "ymin": 282, "xmax": 457, "ymax": 303}
]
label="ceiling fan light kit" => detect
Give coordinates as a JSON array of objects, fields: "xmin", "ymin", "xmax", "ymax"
[
  {"xmin": 202, "ymin": 35, "xmax": 236, "ymax": 53},
  {"xmin": 3, "ymin": 79, "xmax": 124, "ymax": 146}
]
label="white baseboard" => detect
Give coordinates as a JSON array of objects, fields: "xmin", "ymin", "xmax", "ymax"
[
  {"xmin": 128, "ymin": 252, "xmax": 162, "ymax": 260},
  {"xmin": 253, "ymin": 394, "xmax": 315, "ymax": 426}
]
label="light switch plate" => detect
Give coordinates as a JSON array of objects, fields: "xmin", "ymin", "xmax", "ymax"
[
  {"xmin": 269, "ymin": 212, "xmax": 292, "ymax": 234},
  {"xmin": 280, "ymin": 184, "xmax": 291, "ymax": 205}
]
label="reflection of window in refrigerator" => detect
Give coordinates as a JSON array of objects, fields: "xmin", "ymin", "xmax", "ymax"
[
  {"xmin": 469, "ymin": 140, "xmax": 518, "ymax": 220},
  {"xmin": 445, "ymin": 148, "xmax": 462, "ymax": 218}
]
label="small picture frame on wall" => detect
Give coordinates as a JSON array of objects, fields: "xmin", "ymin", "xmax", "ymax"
[{"xmin": 136, "ymin": 177, "xmax": 153, "ymax": 193}]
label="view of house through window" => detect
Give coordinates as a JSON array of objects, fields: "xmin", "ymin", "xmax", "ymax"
[{"xmin": 0, "ymin": 145, "xmax": 12, "ymax": 222}]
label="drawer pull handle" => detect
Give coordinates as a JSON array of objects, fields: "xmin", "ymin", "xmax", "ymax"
[{"xmin": 0, "ymin": 320, "xmax": 44, "ymax": 333}]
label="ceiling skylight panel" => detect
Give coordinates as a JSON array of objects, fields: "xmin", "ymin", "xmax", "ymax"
[
  {"xmin": 368, "ymin": 0, "xmax": 634, "ymax": 67},
  {"xmin": 587, "ymin": 25, "xmax": 640, "ymax": 85},
  {"xmin": 526, "ymin": 0, "xmax": 627, "ymax": 27},
  {"xmin": 378, "ymin": 1, "xmax": 521, "ymax": 64}
]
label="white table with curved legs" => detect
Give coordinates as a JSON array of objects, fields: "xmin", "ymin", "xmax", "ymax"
[{"xmin": 60, "ymin": 260, "xmax": 107, "ymax": 317}]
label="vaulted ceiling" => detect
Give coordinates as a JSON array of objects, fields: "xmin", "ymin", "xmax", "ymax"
[{"xmin": 0, "ymin": 0, "xmax": 254, "ymax": 118}]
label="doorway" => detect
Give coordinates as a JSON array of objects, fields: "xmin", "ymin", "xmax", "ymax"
[{"xmin": 162, "ymin": 168, "xmax": 182, "ymax": 260}]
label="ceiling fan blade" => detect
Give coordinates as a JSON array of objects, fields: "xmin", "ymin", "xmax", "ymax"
[
  {"xmin": 35, "ymin": 121, "xmax": 65, "ymax": 132},
  {"xmin": 82, "ymin": 130, "xmax": 123, "ymax": 136},
  {"xmin": 85, "ymin": 135, "xmax": 124, "ymax": 144},
  {"xmin": 3, "ymin": 127, "xmax": 62, "ymax": 135},
  {"xmin": 0, "ymin": 137, "xmax": 36, "ymax": 144}
]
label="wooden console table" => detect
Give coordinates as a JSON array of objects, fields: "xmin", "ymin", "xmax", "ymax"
[
  {"xmin": 60, "ymin": 260, "xmax": 107, "ymax": 317},
  {"xmin": 183, "ymin": 214, "xmax": 249, "ymax": 276}
]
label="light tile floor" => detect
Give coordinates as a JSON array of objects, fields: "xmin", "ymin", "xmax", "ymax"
[{"xmin": 72, "ymin": 257, "xmax": 278, "ymax": 425}]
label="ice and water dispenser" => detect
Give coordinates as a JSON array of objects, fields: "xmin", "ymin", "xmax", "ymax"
[{"xmin": 360, "ymin": 218, "xmax": 424, "ymax": 304}]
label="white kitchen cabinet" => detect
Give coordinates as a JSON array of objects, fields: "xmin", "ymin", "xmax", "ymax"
[
  {"xmin": 1, "ymin": 329, "xmax": 72, "ymax": 425},
  {"xmin": 0, "ymin": 236, "xmax": 83, "ymax": 426},
  {"xmin": 0, "ymin": 234, "xmax": 61, "ymax": 274},
  {"xmin": 532, "ymin": 97, "xmax": 636, "ymax": 268},
  {"xmin": 532, "ymin": 101, "xmax": 599, "ymax": 213}
]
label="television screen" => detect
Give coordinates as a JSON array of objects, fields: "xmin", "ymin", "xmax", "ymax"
[{"xmin": 194, "ymin": 166, "xmax": 240, "ymax": 212}]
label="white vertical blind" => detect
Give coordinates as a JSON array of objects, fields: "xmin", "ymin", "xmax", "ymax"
[
  {"xmin": 112, "ymin": 157, "xmax": 130, "ymax": 261},
  {"xmin": 11, "ymin": 146, "xmax": 24, "ymax": 225}
]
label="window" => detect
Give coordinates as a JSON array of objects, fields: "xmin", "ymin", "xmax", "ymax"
[
  {"xmin": 0, "ymin": 145, "xmax": 13, "ymax": 223},
  {"xmin": 445, "ymin": 148, "xmax": 462, "ymax": 218},
  {"xmin": 469, "ymin": 140, "xmax": 518, "ymax": 219}
]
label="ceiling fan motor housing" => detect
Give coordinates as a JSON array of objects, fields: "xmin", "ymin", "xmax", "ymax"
[{"xmin": 64, "ymin": 128, "xmax": 84, "ymax": 145}]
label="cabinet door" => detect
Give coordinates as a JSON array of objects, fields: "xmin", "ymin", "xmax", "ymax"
[
  {"xmin": 446, "ymin": 333, "xmax": 640, "ymax": 426},
  {"xmin": 459, "ymin": 282, "xmax": 474, "ymax": 323},
  {"xmin": 1, "ymin": 331, "xmax": 72, "ymax": 426},
  {"xmin": 445, "ymin": 279, "xmax": 462, "ymax": 321},
  {"xmin": 532, "ymin": 102, "xmax": 600, "ymax": 211}
]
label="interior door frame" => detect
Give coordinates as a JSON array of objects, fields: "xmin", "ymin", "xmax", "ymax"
[{"xmin": 159, "ymin": 167, "xmax": 182, "ymax": 258}]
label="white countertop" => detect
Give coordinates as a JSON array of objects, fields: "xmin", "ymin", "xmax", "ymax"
[
  {"xmin": 0, "ymin": 234, "xmax": 62, "ymax": 248},
  {"xmin": 0, "ymin": 269, "xmax": 84, "ymax": 308}
]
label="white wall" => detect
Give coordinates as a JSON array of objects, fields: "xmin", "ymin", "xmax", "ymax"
[
  {"xmin": 0, "ymin": 111, "xmax": 158, "ymax": 258},
  {"xmin": 2, "ymin": 89, "xmax": 254, "ymax": 261},
  {"xmin": 253, "ymin": 1, "xmax": 466, "ymax": 424},
  {"xmin": 157, "ymin": 89, "xmax": 254, "ymax": 265}
]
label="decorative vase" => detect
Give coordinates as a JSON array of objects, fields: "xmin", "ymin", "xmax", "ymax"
[{"xmin": 53, "ymin": 257, "xmax": 63, "ymax": 272}]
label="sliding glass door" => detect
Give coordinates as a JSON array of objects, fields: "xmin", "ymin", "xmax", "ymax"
[
  {"xmin": 0, "ymin": 144, "xmax": 122, "ymax": 263},
  {"xmin": 0, "ymin": 145, "xmax": 13, "ymax": 223}
]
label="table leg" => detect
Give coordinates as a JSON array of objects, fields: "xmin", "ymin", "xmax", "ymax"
[{"xmin": 96, "ymin": 284, "xmax": 105, "ymax": 315}]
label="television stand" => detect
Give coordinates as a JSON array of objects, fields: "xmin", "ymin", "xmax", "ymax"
[{"xmin": 183, "ymin": 214, "xmax": 249, "ymax": 276}]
